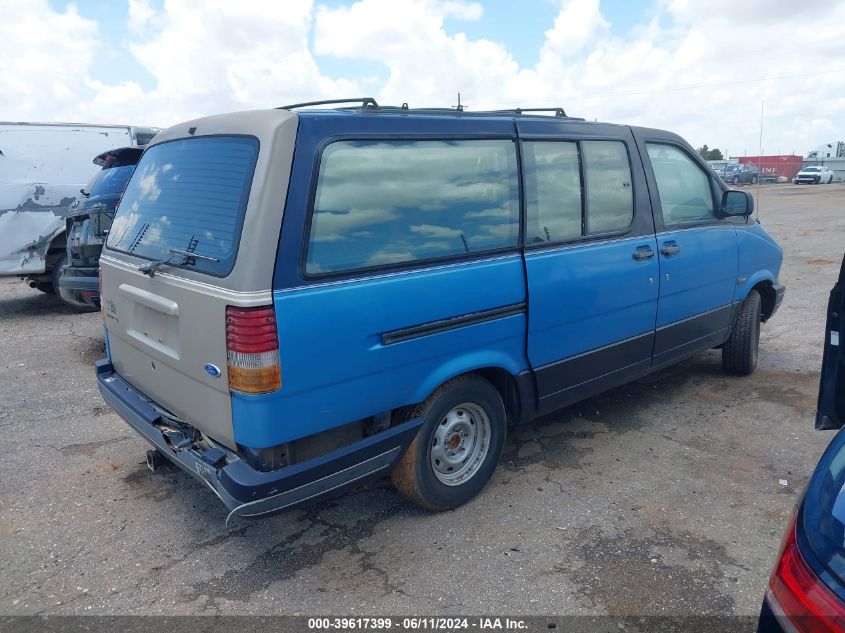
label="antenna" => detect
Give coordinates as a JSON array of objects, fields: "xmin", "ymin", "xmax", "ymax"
[
  {"xmin": 756, "ymin": 100, "xmax": 764, "ymax": 222},
  {"xmin": 453, "ymin": 92, "xmax": 464, "ymax": 112}
]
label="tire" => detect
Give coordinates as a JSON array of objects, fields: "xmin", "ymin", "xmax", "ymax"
[
  {"xmin": 731, "ymin": 176, "xmax": 739, "ymax": 185},
  {"xmin": 51, "ymin": 252, "xmax": 67, "ymax": 296},
  {"xmin": 391, "ymin": 374, "xmax": 507, "ymax": 511},
  {"xmin": 722, "ymin": 289, "xmax": 762, "ymax": 375},
  {"xmin": 751, "ymin": 175, "xmax": 758, "ymax": 184}
]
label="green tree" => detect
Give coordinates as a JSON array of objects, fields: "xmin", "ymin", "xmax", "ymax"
[{"xmin": 697, "ymin": 145, "xmax": 724, "ymax": 160}]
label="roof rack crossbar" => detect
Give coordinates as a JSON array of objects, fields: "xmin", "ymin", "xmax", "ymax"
[
  {"xmin": 487, "ymin": 107, "xmax": 569, "ymax": 118},
  {"xmin": 278, "ymin": 97, "xmax": 379, "ymax": 110}
]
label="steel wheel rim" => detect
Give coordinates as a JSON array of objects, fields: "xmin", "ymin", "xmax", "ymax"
[{"xmin": 430, "ymin": 402, "xmax": 491, "ymax": 486}]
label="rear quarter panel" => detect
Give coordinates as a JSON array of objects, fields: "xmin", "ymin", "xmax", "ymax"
[{"xmin": 233, "ymin": 256, "xmax": 528, "ymax": 448}]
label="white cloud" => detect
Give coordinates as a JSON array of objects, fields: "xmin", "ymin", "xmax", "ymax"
[
  {"xmin": 0, "ymin": 0, "xmax": 843, "ymax": 156},
  {"xmin": 410, "ymin": 224, "xmax": 463, "ymax": 238},
  {"xmin": 0, "ymin": 0, "xmax": 98, "ymax": 120}
]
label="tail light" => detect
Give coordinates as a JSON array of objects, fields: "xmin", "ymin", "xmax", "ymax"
[
  {"xmin": 766, "ymin": 512, "xmax": 845, "ymax": 632},
  {"xmin": 225, "ymin": 305, "xmax": 281, "ymax": 394}
]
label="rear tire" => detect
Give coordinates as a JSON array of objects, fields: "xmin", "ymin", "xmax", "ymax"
[
  {"xmin": 722, "ymin": 289, "xmax": 762, "ymax": 375},
  {"xmin": 751, "ymin": 175, "xmax": 758, "ymax": 184},
  {"xmin": 50, "ymin": 253, "xmax": 67, "ymax": 296},
  {"xmin": 391, "ymin": 374, "xmax": 506, "ymax": 511}
]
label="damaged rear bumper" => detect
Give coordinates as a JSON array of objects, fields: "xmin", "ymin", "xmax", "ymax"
[
  {"xmin": 95, "ymin": 359, "xmax": 421, "ymax": 518},
  {"xmin": 58, "ymin": 265, "xmax": 99, "ymax": 309}
]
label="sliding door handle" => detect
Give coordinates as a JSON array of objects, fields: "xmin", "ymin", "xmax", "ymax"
[{"xmin": 632, "ymin": 246, "xmax": 655, "ymax": 261}]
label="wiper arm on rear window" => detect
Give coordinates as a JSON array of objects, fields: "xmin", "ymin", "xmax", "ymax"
[
  {"xmin": 137, "ymin": 248, "xmax": 220, "ymax": 277},
  {"xmin": 168, "ymin": 248, "xmax": 220, "ymax": 264}
]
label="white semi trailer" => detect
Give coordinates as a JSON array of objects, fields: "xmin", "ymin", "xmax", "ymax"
[{"xmin": 0, "ymin": 122, "xmax": 158, "ymax": 293}]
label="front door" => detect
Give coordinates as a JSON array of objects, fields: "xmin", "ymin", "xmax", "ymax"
[
  {"xmin": 817, "ymin": 254, "xmax": 845, "ymax": 430},
  {"xmin": 640, "ymin": 141, "xmax": 739, "ymax": 369},
  {"xmin": 518, "ymin": 123, "xmax": 659, "ymax": 414}
]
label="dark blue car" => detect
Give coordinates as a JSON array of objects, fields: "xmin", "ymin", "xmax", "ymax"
[
  {"xmin": 759, "ymin": 254, "xmax": 845, "ymax": 633},
  {"xmin": 58, "ymin": 147, "xmax": 142, "ymax": 310},
  {"xmin": 93, "ymin": 99, "xmax": 785, "ymax": 518}
]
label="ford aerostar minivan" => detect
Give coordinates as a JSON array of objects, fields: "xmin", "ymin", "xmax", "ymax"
[{"xmin": 96, "ymin": 99, "xmax": 785, "ymax": 518}]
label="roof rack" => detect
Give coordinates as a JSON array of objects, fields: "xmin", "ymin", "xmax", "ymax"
[
  {"xmin": 486, "ymin": 107, "xmax": 569, "ymax": 118},
  {"xmin": 278, "ymin": 97, "xmax": 379, "ymax": 110},
  {"xmin": 276, "ymin": 99, "xmax": 583, "ymax": 120}
]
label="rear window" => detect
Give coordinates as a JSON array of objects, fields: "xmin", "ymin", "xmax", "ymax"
[
  {"xmin": 106, "ymin": 136, "xmax": 259, "ymax": 276},
  {"xmin": 89, "ymin": 165, "xmax": 136, "ymax": 196},
  {"xmin": 305, "ymin": 140, "xmax": 520, "ymax": 275}
]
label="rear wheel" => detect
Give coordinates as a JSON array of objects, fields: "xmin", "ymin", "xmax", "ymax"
[
  {"xmin": 391, "ymin": 374, "xmax": 506, "ymax": 511},
  {"xmin": 751, "ymin": 175, "xmax": 758, "ymax": 184},
  {"xmin": 50, "ymin": 253, "xmax": 67, "ymax": 296},
  {"xmin": 722, "ymin": 289, "xmax": 762, "ymax": 375}
]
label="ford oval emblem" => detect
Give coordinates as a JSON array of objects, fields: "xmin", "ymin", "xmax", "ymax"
[{"xmin": 204, "ymin": 363, "xmax": 221, "ymax": 378}]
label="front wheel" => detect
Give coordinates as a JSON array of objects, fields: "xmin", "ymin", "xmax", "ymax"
[
  {"xmin": 391, "ymin": 374, "xmax": 506, "ymax": 511},
  {"xmin": 722, "ymin": 289, "xmax": 762, "ymax": 375}
]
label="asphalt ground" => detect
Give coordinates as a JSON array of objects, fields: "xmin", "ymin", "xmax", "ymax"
[{"xmin": 0, "ymin": 183, "xmax": 843, "ymax": 617}]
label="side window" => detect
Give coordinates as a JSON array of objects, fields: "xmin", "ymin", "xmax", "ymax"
[
  {"xmin": 646, "ymin": 143, "xmax": 716, "ymax": 223},
  {"xmin": 582, "ymin": 140, "xmax": 634, "ymax": 234},
  {"xmin": 524, "ymin": 142, "xmax": 581, "ymax": 243},
  {"xmin": 523, "ymin": 139, "xmax": 633, "ymax": 244},
  {"xmin": 306, "ymin": 140, "xmax": 519, "ymax": 275}
]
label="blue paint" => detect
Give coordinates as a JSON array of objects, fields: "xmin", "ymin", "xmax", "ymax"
[
  {"xmin": 526, "ymin": 235, "xmax": 659, "ymax": 368},
  {"xmin": 734, "ymin": 221, "xmax": 783, "ymax": 302},
  {"xmin": 229, "ymin": 110, "xmax": 785, "ymax": 451},
  {"xmin": 655, "ymin": 225, "xmax": 739, "ymax": 328},
  {"xmin": 233, "ymin": 255, "xmax": 528, "ymax": 448}
]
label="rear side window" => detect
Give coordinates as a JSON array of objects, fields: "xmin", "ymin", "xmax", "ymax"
[
  {"xmin": 582, "ymin": 141, "xmax": 634, "ymax": 234},
  {"xmin": 106, "ymin": 136, "xmax": 259, "ymax": 276},
  {"xmin": 305, "ymin": 140, "xmax": 519, "ymax": 275},
  {"xmin": 523, "ymin": 140, "xmax": 633, "ymax": 244},
  {"xmin": 646, "ymin": 143, "xmax": 715, "ymax": 223}
]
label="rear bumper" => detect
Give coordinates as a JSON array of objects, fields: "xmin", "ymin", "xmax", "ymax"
[
  {"xmin": 58, "ymin": 266, "xmax": 99, "ymax": 308},
  {"xmin": 95, "ymin": 359, "xmax": 422, "ymax": 518}
]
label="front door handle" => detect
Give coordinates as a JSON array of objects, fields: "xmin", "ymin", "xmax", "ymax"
[
  {"xmin": 661, "ymin": 242, "xmax": 681, "ymax": 257},
  {"xmin": 632, "ymin": 246, "xmax": 655, "ymax": 261}
]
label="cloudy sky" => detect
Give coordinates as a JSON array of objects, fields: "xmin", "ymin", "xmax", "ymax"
[{"xmin": 3, "ymin": 0, "xmax": 844, "ymax": 157}]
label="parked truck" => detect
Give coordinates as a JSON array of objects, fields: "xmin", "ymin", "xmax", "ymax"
[
  {"xmin": 737, "ymin": 155, "xmax": 803, "ymax": 183},
  {"xmin": 0, "ymin": 122, "xmax": 157, "ymax": 299}
]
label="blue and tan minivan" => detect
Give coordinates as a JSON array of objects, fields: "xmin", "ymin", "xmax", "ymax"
[{"xmin": 96, "ymin": 99, "xmax": 785, "ymax": 518}]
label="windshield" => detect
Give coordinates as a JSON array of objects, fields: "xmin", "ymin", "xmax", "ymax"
[
  {"xmin": 90, "ymin": 165, "xmax": 137, "ymax": 197},
  {"xmin": 105, "ymin": 136, "xmax": 259, "ymax": 276},
  {"xmin": 803, "ymin": 167, "xmax": 820, "ymax": 172},
  {"xmin": 724, "ymin": 165, "xmax": 739, "ymax": 172}
]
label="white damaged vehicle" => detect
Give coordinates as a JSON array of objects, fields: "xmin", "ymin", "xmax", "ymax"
[{"xmin": 0, "ymin": 122, "xmax": 157, "ymax": 297}]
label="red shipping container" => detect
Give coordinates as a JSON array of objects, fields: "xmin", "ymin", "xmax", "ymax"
[{"xmin": 738, "ymin": 155, "xmax": 803, "ymax": 180}]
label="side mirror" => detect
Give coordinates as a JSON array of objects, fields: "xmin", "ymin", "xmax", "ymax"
[{"xmin": 721, "ymin": 190, "xmax": 754, "ymax": 217}]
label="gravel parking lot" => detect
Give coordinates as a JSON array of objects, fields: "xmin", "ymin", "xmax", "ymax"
[{"xmin": 1, "ymin": 183, "xmax": 843, "ymax": 617}]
